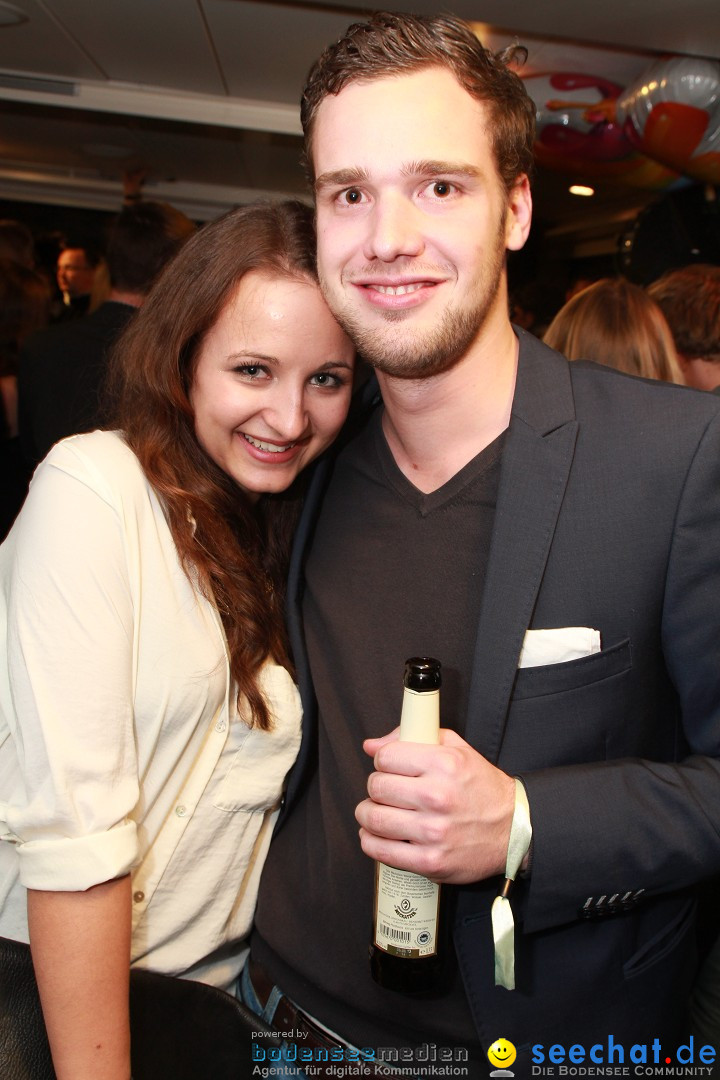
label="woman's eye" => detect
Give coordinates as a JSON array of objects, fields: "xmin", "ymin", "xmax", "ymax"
[
  {"xmin": 430, "ymin": 181, "xmax": 453, "ymax": 198},
  {"xmin": 236, "ymin": 364, "xmax": 267, "ymax": 380},
  {"xmin": 310, "ymin": 372, "xmax": 343, "ymax": 388}
]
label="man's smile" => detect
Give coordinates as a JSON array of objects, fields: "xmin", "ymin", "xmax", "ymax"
[{"xmin": 369, "ymin": 283, "xmax": 425, "ymax": 296}]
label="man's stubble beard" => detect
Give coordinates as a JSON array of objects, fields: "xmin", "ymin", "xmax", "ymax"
[{"xmin": 319, "ymin": 215, "xmax": 508, "ymax": 380}]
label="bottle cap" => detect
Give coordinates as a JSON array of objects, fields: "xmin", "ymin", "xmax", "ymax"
[{"xmin": 404, "ymin": 657, "xmax": 442, "ymax": 691}]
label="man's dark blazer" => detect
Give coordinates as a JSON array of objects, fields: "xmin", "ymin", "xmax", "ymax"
[
  {"xmin": 18, "ymin": 300, "xmax": 136, "ymax": 467},
  {"xmin": 280, "ymin": 328, "xmax": 720, "ymax": 1062}
]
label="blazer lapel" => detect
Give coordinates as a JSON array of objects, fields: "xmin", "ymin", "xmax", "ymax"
[{"xmin": 465, "ymin": 331, "xmax": 578, "ymax": 761}]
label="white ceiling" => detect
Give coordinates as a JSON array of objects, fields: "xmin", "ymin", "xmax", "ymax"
[{"xmin": 0, "ymin": 0, "xmax": 718, "ymax": 250}]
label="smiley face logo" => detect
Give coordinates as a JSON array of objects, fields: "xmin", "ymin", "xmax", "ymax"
[{"xmin": 487, "ymin": 1038, "xmax": 517, "ymax": 1071}]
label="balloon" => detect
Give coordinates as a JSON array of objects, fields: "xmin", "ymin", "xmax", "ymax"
[
  {"xmin": 616, "ymin": 57, "xmax": 720, "ymax": 184},
  {"xmin": 525, "ymin": 72, "xmax": 634, "ymax": 164},
  {"xmin": 523, "ymin": 71, "xmax": 679, "ymax": 188}
]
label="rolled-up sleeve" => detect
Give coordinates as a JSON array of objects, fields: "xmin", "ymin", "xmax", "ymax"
[{"xmin": 2, "ymin": 440, "xmax": 140, "ymax": 891}]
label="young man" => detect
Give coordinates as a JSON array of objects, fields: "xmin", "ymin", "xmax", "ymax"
[{"xmin": 248, "ymin": 13, "xmax": 720, "ymax": 1073}]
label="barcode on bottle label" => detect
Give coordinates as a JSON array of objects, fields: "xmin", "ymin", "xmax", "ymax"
[
  {"xmin": 379, "ymin": 924, "xmax": 411, "ymax": 942},
  {"xmin": 373, "ymin": 863, "xmax": 440, "ymax": 957}
]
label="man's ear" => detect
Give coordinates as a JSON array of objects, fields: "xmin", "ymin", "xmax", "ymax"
[{"xmin": 505, "ymin": 175, "xmax": 532, "ymax": 253}]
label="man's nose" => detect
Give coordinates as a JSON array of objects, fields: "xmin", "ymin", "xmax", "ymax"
[{"xmin": 362, "ymin": 193, "xmax": 424, "ymax": 263}]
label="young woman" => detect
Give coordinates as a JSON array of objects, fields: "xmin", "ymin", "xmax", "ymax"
[
  {"xmin": 543, "ymin": 277, "xmax": 683, "ymax": 384},
  {"xmin": 0, "ymin": 201, "xmax": 355, "ymax": 1080}
]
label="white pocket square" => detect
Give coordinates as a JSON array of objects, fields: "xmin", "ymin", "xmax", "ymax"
[{"xmin": 518, "ymin": 627, "xmax": 601, "ymax": 669}]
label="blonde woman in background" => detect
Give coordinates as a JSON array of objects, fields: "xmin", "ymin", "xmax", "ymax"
[{"xmin": 543, "ymin": 276, "xmax": 683, "ymax": 383}]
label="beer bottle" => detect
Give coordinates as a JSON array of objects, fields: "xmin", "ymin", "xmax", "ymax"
[{"xmin": 370, "ymin": 657, "xmax": 447, "ymax": 994}]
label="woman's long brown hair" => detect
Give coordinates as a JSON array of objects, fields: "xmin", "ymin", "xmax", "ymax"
[{"xmin": 106, "ymin": 201, "xmax": 320, "ymax": 729}]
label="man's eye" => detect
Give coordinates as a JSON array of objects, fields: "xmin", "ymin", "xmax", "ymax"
[
  {"xmin": 342, "ymin": 189, "xmax": 363, "ymax": 205},
  {"xmin": 430, "ymin": 181, "xmax": 453, "ymax": 197}
]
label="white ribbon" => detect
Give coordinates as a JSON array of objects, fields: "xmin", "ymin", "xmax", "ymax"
[{"xmin": 491, "ymin": 779, "xmax": 532, "ymax": 990}]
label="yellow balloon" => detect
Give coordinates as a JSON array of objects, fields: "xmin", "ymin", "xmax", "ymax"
[{"xmin": 487, "ymin": 1039, "xmax": 517, "ymax": 1069}]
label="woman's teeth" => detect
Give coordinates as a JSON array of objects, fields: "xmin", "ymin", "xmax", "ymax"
[{"xmin": 243, "ymin": 434, "xmax": 296, "ymax": 453}]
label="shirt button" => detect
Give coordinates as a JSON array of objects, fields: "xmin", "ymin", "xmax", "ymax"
[
  {"xmin": 216, "ymin": 719, "xmax": 226, "ymax": 732},
  {"xmin": 176, "ymin": 805, "xmax": 187, "ymax": 817},
  {"xmin": 133, "ymin": 891, "xmax": 145, "ymax": 903}
]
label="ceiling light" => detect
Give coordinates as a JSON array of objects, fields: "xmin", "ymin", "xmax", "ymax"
[
  {"xmin": 569, "ymin": 185, "xmax": 595, "ymax": 197},
  {"xmin": 0, "ymin": 2, "xmax": 28, "ymax": 28}
]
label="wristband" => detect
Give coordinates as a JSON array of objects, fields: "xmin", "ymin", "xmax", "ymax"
[{"xmin": 490, "ymin": 778, "xmax": 532, "ymax": 990}]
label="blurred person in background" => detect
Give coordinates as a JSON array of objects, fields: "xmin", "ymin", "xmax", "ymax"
[
  {"xmin": 0, "ymin": 220, "xmax": 35, "ymax": 270},
  {"xmin": 543, "ymin": 276, "xmax": 683, "ymax": 383},
  {"xmin": 510, "ymin": 279, "xmax": 564, "ymax": 338},
  {"xmin": 0, "ymin": 259, "xmax": 50, "ymax": 437},
  {"xmin": 646, "ymin": 265, "xmax": 720, "ymax": 1044},
  {"xmin": 648, "ymin": 264, "xmax": 720, "ymax": 394},
  {"xmin": 0, "ymin": 258, "xmax": 50, "ymax": 537},
  {"xmin": 54, "ymin": 236, "xmax": 104, "ymax": 322},
  {"xmin": 19, "ymin": 201, "xmax": 195, "ymax": 468}
]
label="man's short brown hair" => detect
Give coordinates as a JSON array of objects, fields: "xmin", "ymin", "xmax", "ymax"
[
  {"xmin": 301, "ymin": 11, "xmax": 535, "ymax": 193},
  {"xmin": 648, "ymin": 264, "xmax": 720, "ymax": 362}
]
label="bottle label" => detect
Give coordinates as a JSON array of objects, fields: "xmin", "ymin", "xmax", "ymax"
[
  {"xmin": 399, "ymin": 687, "xmax": 439, "ymax": 745},
  {"xmin": 373, "ymin": 863, "xmax": 440, "ymax": 958}
]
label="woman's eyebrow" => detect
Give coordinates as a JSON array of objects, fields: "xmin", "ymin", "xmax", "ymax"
[{"xmin": 227, "ymin": 351, "xmax": 278, "ymax": 364}]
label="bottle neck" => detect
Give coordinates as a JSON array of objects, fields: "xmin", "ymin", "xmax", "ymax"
[{"xmin": 399, "ymin": 686, "xmax": 440, "ymax": 745}]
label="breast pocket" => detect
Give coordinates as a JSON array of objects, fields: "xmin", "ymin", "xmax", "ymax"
[
  {"xmin": 212, "ymin": 670, "xmax": 302, "ymax": 813},
  {"xmin": 498, "ymin": 638, "xmax": 633, "ymax": 771},
  {"xmin": 512, "ymin": 637, "xmax": 632, "ymax": 700}
]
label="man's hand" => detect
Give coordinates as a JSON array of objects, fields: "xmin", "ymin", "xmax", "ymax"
[{"xmin": 355, "ymin": 728, "xmax": 516, "ymax": 884}]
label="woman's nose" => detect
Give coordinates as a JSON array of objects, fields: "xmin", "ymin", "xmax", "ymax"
[{"xmin": 265, "ymin": 389, "xmax": 309, "ymax": 441}]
